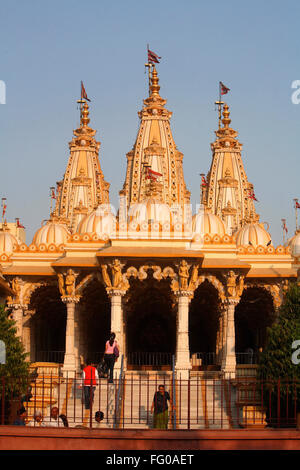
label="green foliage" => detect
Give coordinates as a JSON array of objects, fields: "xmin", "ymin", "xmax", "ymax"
[
  {"xmin": 257, "ymin": 282, "xmax": 300, "ymax": 381},
  {"xmin": 0, "ymin": 305, "xmax": 30, "ymax": 393}
]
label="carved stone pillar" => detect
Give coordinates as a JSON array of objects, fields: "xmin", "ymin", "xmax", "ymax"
[
  {"xmin": 62, "ymin": 296, "xmax": 80, "ymax": 378},
  {"xmin": 174, "ymin": 291, "xmax": 192, "ymax": 380},
  {"xmin": 22, "ymin": 308, "xmax": 31, "ymax": 361},
  {"xmin": 107, "ymin": 289, "xmax": 126, "ymax": 375},
  {"xmin": 10, "ymin": 304, "xmax": 24, "ymax": 339},
  {"xmin": 221, "ymin": 298, "xmax": 239, "ymax": 378},
  {"xmin": 216, "ymin": 304, "xmax": 226, "ymax": 366}
]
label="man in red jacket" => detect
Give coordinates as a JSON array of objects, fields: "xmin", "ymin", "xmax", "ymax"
[{"xmin": 82, "ymin": 358, "xmax": 99, "ymax": 410}]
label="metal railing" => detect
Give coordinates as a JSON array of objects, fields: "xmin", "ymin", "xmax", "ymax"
[
  {"xmin": 236, "ymin": 352, "xmax": 260, "ymax": 365},
  {"xmin": 191, "ymin": 352, "xmax": 217, "ymax": 366},
  {"xmin": 127, "ymin": 352, "xmax": 173, "ymax": 367},
  {"xmin": 1, "ymin": 375, "xmax": 299, "ymax": 429},
  {"xmin": 33, "ymin": 351, "xmax": 261, "ymax": 367},
  {"xmin": 35, "ymin": 351, "xmax": 65, "ymax": 363},
  {"xmin": 114, "ymin": 355, "xmax": 125, "ymax": 429}
]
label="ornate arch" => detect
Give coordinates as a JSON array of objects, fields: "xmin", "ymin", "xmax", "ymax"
[
  {"xmin": 243, "ymin": 281, "xmax": 282, "ymax": 310},
  {"xmin": 196, "ymin": 273, "xmax": 226, "ymax": 301}
]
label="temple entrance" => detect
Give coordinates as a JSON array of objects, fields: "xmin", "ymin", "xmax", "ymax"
[
  {"xmin": 235, "ymin": 286, "xmax": 275, "ymax": 364},
  {"xmin": 30, "ymin": 285, "xmax": 66, "ymax": 363},
  {"xmin": 80, "ymin": 278, "xmax": 110, "ymax": 365},
  {"xmin": 125, "ymin": 278, "xmax": 176, "ymax": 369},
  {"xmin": 189, "ymin": 280, "xmax": 221, "ymax": 369}
]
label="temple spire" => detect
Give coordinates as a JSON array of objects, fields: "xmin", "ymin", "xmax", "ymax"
[
  {"xmin": 205, "ymin": 103, "xmax": 259, "ymax": 234},
  {"xmin": 52, "ymin": 100, "xmax": 110, "ymax": 232},
  {"xmin": 120, "ymin": 60, "xmax": 190, "ymax": 218}
]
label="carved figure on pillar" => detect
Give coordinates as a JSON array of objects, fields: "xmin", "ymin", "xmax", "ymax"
[
  {"xmin": 179, "ymin": 260, "xmax": 189, "ymax": 290},
  {"xmin": 65, "ymin": 269, "xmax": 76, "ymax": 296},
  {"xmin": 11, "ymin": 278, "xmax": 21, "ymax": 303},
  {"xmin": 236, "ymin": 275, "xmax": 245, "ymax": 298},
  {"xmin": 226, "ymin": 270, "xmax": 238, "ymax": 298},
  {"xmin": 111, "ymin": 259, "xmax": 124, "ymax": 289},
  {"xmin": 57, "ymin": 273, "xmax": 66, "ymax": 297},
  {"xmin": 101, "ymin": 264, "xmax": 112, "ymax": 288},
  {"xmin": 188, "ymin": 264, "xmax": 199, "ymax": 291}
]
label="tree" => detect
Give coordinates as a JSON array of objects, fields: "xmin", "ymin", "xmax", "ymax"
[
  {"xmin": 257, "ymin": 283, "xmax": 300, "ymax": 426},
  {"xmin": 257, "ymin": 282, "xmax": 300, "ymax": 380},
  {"xmin": 0, "ymin": 305, "xmax": 30, "ymax": 423}
]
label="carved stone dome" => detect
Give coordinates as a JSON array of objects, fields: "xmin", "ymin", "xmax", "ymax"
[
  {"xmin": 234, "ymin": 222, "xmax": 271, "ymax": 247},
  {"xmin": 288, "ymin": 230, "xmax": 300, "ymax": 259},
  {"xmin": 33, "ymin": 220, "xmax": 70, "ymax": 246},
  {"xmin": 0, "ymin": 230, "xmax": 19, "ymax": 254},
  {"xmin": 77, "ymin": 204, "xmax": 116, "ymax": 237},
  {"xmin": 192, "ymin": 208, "xmax": 226, "ymax": 237},
  {"xmin": 128, "ymin": 198, "xmax": 173, "ymax": 225}
]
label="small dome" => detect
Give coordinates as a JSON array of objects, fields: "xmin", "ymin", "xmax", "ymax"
[
  {"xmin": 192, "ymin": 208, "xmax": 225, "ymax": 237},
  {"xmin": 128, "ymin": 198, "xmax": 173, "ymax": 225},
  {"xmin": 288, "ymin": 230, "xmax": 300, "ymax": 258},
  {"xmin": 234, "ymin": 222, "xmax": 271, "ymax": 247},
  {"xmin": 33, "ymin": 221, "xmax": 70, "ymax": 246},
  {"xmin": 0, "ymin": 230, "xmax": 19, "ymax": 254},
  {"xmin": 77, "ymin": 204, "xmax": 116, "ymax": 237}
]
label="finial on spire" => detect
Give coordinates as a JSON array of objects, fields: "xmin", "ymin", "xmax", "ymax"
[
  {"xmin": 81, "ymin": 102, "xmax": 90, "ymax": 127},
  {"xmin": 222, "ymin": 103, "xmax": 231, "ymax": 128},
  {"xmin": 150, "ymin": 65, "xmax": 160, "ymax": 97},
  {"xmin": 77, "ymin": 81, "xmax": 91, "ymax": 124}
]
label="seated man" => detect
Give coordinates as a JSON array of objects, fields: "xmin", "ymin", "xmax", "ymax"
[
  {"xmin": 43, "ymin": 407, "xmax": 66, "ymax": 427},
  {"xmin": 27, "ymin": 410, "xmax": 45, "ymax": 427}
]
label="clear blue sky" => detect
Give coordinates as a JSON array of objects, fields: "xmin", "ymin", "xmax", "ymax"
[{"xmin": 0, "ymin": 0, "xmax": 299, "ymax": 245}]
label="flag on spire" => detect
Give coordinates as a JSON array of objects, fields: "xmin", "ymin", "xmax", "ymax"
[
  {"xmin": 248, "ymin": 190, "xmax": 259, "ymax": 202},
  {"xmin": 147, "ymin": 48, "xmax": 161, "ymax": 64},
  {"xmin": 295, "ymin": 201, "xmax": 300, "ymax": 209},
  {"xmin": 282, "ymin": 219, "xmax": 288, "ymax": 233},
  {"xmin": 220, "ymin": 81, "xmax": 230, "ymax": 95},
  {"xmin": 145, "ymin": 167, "xmax": 162, "ymax": 181},
  {"xmin": 201, "ymin": 175, "xmax": 208, "ymax": 187},
  {"xmin": 2, "ymin": 199, "xmax": 7, "ymax": 218},
  {"xmin": 16, "ymin": 218, "xmax": 25, "ymax": 229},
  {"xmin": 2, "ymin": 203, "xmax": 6, "ymax": 218},
  {"xmin": 81, "ymin": 81, "xmax": 91, "ymax": 102},
  {"xmin": 50, "ymin": 187, "xmax": 56, "ymax": 200}
]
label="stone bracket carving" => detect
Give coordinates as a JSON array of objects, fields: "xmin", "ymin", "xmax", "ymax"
[{"xmin": 58, "ymin": 269, "xmax": 79, "ymax": 299}]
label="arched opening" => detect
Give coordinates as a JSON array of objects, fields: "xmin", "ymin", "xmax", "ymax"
[
  {"xmin": 235, "ymin": 286, "xmax": 275, "ymax": 364},
  {"xmin": 30, "ymin": 284, "xmax": 66, "ymax": 363},
  {"xmin": 189, "ymin": 280, "xmax": 221, "ymax": 369},
  {"xmin": 125, "ymin": 278, "xmax": 176, "ymax": 370},
  {"xmin": 80, "ymin": 278, "xmax": 110, "ymax": 365}
]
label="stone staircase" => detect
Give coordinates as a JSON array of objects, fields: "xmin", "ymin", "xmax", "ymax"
[
  {"xmin": 25, "ymin": 367, "xmax": 239, "ymax": 429},
  {"xmin": 114, "ymin": 371, "xmax": 237, "ymax": 430},
  {"xmin": 25, "ymin": 363, "xmax": 61, "ymax": 424}
]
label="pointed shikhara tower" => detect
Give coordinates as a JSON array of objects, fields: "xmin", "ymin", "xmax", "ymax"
[
  {"xmin": 119, "ymin": 65, "xmax": 191, "ymax": 224},
  {"xmin": 53, "ymin": 102, "xmax": 110, "ymax": 232},
  {"xmin": 203, "ymin": 104, "xmax": 258, "ymax": 235}
]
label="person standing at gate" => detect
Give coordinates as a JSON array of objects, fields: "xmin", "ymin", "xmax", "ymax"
[
  {"xmin": 151, "ymin": 384, "xmax": 174, "ymax": 429},
  {"xmin": 82, "ymin": 358, "xmax": 99, "ymax": 410},
  {"xmin": 104, "ymin": 332, "xmax": 119, "ymax": 384}
]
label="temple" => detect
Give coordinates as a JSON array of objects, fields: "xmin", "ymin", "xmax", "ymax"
[{"xmin": 1, "ymin": 63, "xmax": 300, "ymax": 384}]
